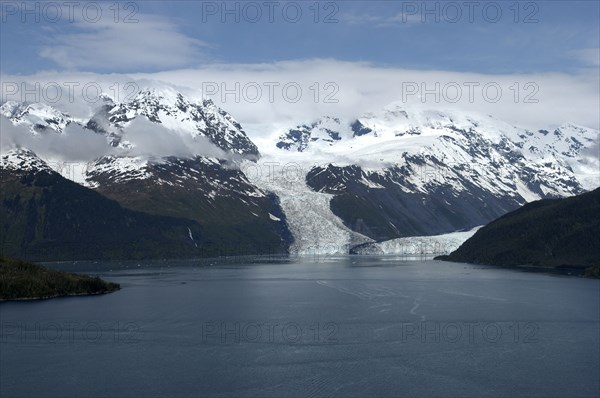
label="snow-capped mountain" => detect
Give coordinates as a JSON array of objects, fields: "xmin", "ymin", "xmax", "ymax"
[
  {"xmin": 1, "ymin": 88, "xmax": 291, "ymax": 259},
  {"xmin": 274, "ymin": 104, "xmax": 599, "ymax": 196},
  {"xmin": 1, "ymin": 87, "xmax": 265, "ymax": 185},
  {"xmin": 276, "ymin": 116, "xmax": 346, "ymax": 152},
  {"xmin": 1, "ymin": 148, "xmax": 55, "ymax": 173},
  {"xmin": 0, "ymin": 101, "xmax": 73, "ymax": 134},
  {"xmin": 264, "ymin": 103, "xmax": 599, "ymax": 245},
  {"xmin": 2, "ymin": 89, "xmax": 598, "ymax": 259},
  {"xmin": 86, "ymin": 152, "xmax": 289, "ymax": 233},
  {"xmin": 0, "ymin": 148, "xmax": 225, "ymax": 261},
  {"xmin": 1, "ymin": 87, "xmax": 259, "ymax": 157},
  {"xmin": 92, "ymin": 88, "xmax": 259, "ymax": 156}
]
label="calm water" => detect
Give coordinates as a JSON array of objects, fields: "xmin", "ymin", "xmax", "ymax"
[{"xmin": 1, "ymin": 257, "xmax": 599, "ymax": 398}]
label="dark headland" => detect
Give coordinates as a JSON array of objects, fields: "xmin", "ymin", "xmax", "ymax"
[
  {"xmin": 0, "ymin": 257, "xmax": 120, "ymax": 301},
  {"xmin": 436, "ymin": 187, "xmax": 600, "ymax": 278}
]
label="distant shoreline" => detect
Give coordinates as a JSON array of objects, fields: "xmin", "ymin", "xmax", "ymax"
[
  {"xmin": 0, "ymin": 290, "xmax": 117, "ymax": 302},
  {"xmin": 435, "ymin": 256, "xmax": 600, "ymax": 279}
]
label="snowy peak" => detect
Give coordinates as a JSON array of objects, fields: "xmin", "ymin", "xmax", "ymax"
[
  {"xmin": 85, "ymin": 155, "xmax": 152, "ymax": 186},
  {"xmin": 526, "ymin": 122, "xmax": 598, "ymax": 158},
  {"xmin": 0, "ymin": 148, "xmax": 53, "ymax": 174},
  {"xmin": 1, "ymin": 86, "xmax": 261, "ymax": 159},
  {"xmin": 276, "ymin": 116, "xmax": 350, "ymax": 151},
  {"xmin": 81, "ymin": 88, "xmax": 261, "ymax": 188},
  {"xmin": 270, "ymin": 104, "xmax": 598, "ymax": 210},
  {"xmin": 105, "ymin": 87, "xmax": 259, "ymax": 157},
  {"xmin": 274, "ymin": 107, "xmax": 510, "ymax": 153},
  {"xmin": 0, "ymin": 101, "xmax": 72, "ymax": 134}
]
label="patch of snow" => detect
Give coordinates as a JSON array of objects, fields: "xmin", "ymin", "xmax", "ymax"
[
  {"xmin": 0, "ymin": 148, "xmax": 53, "ymax": 173},
  {"xmin": 86, "ymin": 156, "xmax": 152, "ymax": 185},
  {"xmin": 515, "ymin": 180, "xmax": 541, "ymax": 203}
]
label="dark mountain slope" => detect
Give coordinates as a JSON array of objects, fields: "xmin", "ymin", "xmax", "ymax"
[
  {"xmin": 0, "ymin": 152, "xmax": 279, "ymax": 261},
  {"xmin": 438, "ymin": 188, "xmax": 600, "ymax": 268},
  {"xmin": 306, "ymin": 163, "xmax": 519, "ymax": 240},
  {"xmin": 88, "ymin": 156, "xmax": 292, "ymax": 254}
]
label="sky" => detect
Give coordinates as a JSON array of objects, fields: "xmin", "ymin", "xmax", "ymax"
[{"xmin": 1, "ymin": 0, "xmax": 599, "ymax": 135}]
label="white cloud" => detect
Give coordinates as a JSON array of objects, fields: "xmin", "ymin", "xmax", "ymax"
[
  {"xmin": 39, "ymin": 14, "xmax": 207, "ymax": 70},
  {"xmin": 117, "ymin": 117, "xmax": 226, "ymax": 159},
  {"xmin": 135, "ymin": 59, "xmax": 599, "ymax": 135},
  {"xmin": 2, "ymin": 59, "xmax": 599, "ymax": 146},
  {"xmin": 0, "ymin": 116, "xmax": 109, "ymax": 161},
  {"xmin": 0, "ymin": 112, "xmax": 227, "ymax": 165}
]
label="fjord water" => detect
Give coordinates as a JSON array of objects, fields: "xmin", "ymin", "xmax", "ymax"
[{"xmin": 1, "ymin": 257, "xmax": 598, "ymax": 398}]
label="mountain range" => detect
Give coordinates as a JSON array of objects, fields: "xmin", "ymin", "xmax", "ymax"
[
  {"xmin": 253, "ymin": 105, "xmax": 598, "ymax": 253},
  {"xmin": 1, "ymin": 86, "xmax": 598, "ymax": 260}
]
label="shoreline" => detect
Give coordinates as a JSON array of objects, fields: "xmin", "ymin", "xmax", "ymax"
[
  {"xmin": 0, "ymin": 288, "xmax": 119, "ymax": 303},
  {"xmin": 434, "ymin": 256, "xmax": 600, "ymax": 278}
]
